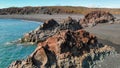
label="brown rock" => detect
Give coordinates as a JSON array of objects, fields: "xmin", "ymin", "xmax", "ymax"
[
  {"xmin": 80, "ymin": 11, "xmax": 115, "ymax": 27},
  {"xmin": 20, "ymin": 17, "xmax": 82, "ymax": 43},
  {"xmin": 41, "ymin": 19, "xmax": 59, "ymax": 30},
  {"xmin": 9, "ymin": 29, "xmax": 115, "ymax": 68}
]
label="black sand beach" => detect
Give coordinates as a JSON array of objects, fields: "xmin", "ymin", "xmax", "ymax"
[
  {"xmin": 85, "ymin": 23, "xmax": 120, "ymax": 53},
  {"xmin": 0, "ymin": 14, "xmax": 83, "ymax": 22},
  {"xmin": 0, "ymin": 14, "xmax": 120, "ymax": 52},
  {"xmin": 0, "ymin": 14, "xmax": 120, "ymax": 68}
]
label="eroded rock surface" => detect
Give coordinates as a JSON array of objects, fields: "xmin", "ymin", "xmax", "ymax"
[
  {"xmin": 9, "ymin": 11, "xmax": 118, "ymax": 68},
  {"xmin": 9, "ymin": 30, "xmax": 115, "ymax": 68},
  {"xmin": 20, "ymin": 17, "xmax": 82, "ymax": 43},
  {"xmin": 80, "ymin": 11, "xmax": 115, "ymax": 27}
]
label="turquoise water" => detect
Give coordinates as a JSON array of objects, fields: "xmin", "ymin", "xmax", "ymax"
[{"xmin": 0, "ymin": 19, "xmax": 41, "ymax": 68}]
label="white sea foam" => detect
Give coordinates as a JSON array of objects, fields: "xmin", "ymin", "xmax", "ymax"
[{"xmin": 21, "ymin": 19, "xmax": 42, "ymax": 24}]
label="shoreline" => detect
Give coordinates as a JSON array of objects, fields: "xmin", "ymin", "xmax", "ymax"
[
  {"xmin": 0, "ymin": 14, "xmax": 84, "ymax": 23},
  {"xmin": 0, "ymin": 14, "xmax": 120, "ymax": 53},
  {"xmin": 1, "ymin": 14, "xmax": 120, "ymax": 68}
]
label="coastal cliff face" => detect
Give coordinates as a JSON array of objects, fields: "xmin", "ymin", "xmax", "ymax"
[{"xmin": 9, "ymin": 30, "xmax": 115, "ymax": 68}]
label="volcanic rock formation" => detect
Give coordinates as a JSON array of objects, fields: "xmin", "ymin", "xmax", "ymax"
[
  {"xmin": 80, "ymin": 11, "xmax": 115, "ymax": 27},
  {"xmin": 8, "ymin": 11, "xmax": 118, "ymax": 68},
  {"xmin": 20, "ymin": 17, "xmax": 82, "ymax": 43},
  {"xmin": 9, "ymin": 30, "xmax": 115, "ymax": 68}
]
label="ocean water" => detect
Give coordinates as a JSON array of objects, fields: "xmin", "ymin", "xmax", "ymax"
[{"xmin": 0, "ymin": 19, "xmax": 41, "ymax": 68}]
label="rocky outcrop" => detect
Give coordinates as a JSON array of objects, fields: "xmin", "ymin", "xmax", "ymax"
[
  {"xmin": 19, "ymin": 17, "xmax": 82, "ymax": 43},
  {"xmin": 9, "ymin": 30, "xmax": 115, "ymax": 68},
  {"xmin": 8, "ymin": 11, "xmax": 118, "ymax": 68},
  {"xmin": 80, "ymin": 11, "xmax": 115, "ymax": 27}
]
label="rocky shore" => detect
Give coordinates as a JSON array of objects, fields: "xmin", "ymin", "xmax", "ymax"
[
  {"xmin": 19, "ymin": 17, "xmax": 82, "ymax": 44},
  {"xmin": 17, "ymin": 11, "xmax": 119, "ymax": 44},
  {"xmin": 7, "ymin": 11, "xmax": 120, "ymax": 68},
  {"xmin": 9, "ymin": 30, "xmax": 115, "ymax": 68},
  {"xmin": 80, "ymin": 11, "xmax": 115, "ymax": 27}
]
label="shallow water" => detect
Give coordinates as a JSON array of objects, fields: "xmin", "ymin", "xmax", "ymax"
[{"xmin": 0, "ymin": 19, "xmax": 41, "ymax": 68}]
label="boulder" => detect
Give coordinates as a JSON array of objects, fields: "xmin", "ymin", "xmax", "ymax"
[
  {"xmin": 41, "ymin": 19, "xmax": 59, "ymax": 30},
  {"xmin": 80, "ymin": 11, "xmax": 115, "ymax": 27},
  {"xmin": 60, "ymin": 17, "xmax": 82, "ymax": 30},
  {"xmin": 8, "ymin": 57, "xmax": 37, "ymax": 68}
]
